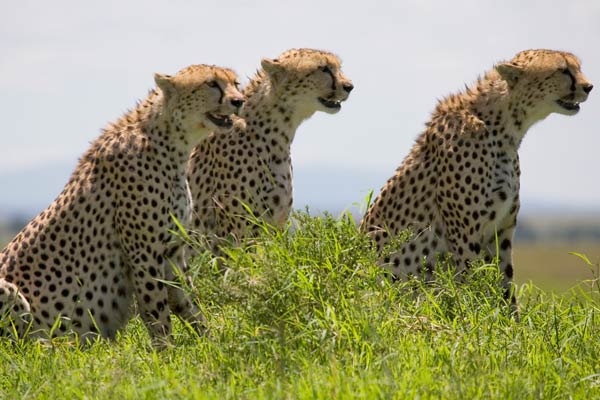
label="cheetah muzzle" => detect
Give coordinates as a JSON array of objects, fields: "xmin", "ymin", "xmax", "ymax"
[
  {"xmin": 555, "ymin": 97, "xmax": 581, "ymax": 113},
  {"xmin": 206, "ymin": 112, "xmax": 234, "ymax": 128},
  {"xmin": 318, "ymin": 96, "xmax": 342, "ymax": 110}
]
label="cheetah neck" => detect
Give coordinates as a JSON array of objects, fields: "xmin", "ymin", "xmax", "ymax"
[
  {"xmin": 140, "ymin": 91, "xmax": 209, "ymax": 160},
  {"xmin": 240, "ymin": 72, "xmax": 313, "ymax": 158},
  {"xmin": 465, "ymin": 72, "xmax": 544, "ymax": 150}
]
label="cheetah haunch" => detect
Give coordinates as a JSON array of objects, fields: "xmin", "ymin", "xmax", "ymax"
[
  {"xmin": 0, "ymin": 64, "xmax": 244, "ymax": 345},
  {"xmin": 361, "ymin": 49, "xmax": 592, "ymax": 309},
  {"xmin": 188, "ymin": 48, "xmax": 353, "ymax": 252}
]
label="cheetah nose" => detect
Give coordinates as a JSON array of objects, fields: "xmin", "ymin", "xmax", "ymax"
[
  {"xmin": 230, "ymin": 98, "xmax": 245, "ymax": 108},
  {"xmin": 342, "ymin": 83, "xmax": 354, "ymax": 93},
  {"xmin": 583, "ymin": 84, "xmax": 593, "ymax": 94}
]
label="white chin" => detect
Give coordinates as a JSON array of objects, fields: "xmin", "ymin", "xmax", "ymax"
[
  {"xmin": 321, "ymin": 106, "xmax": 341, "ymax": 114},
  {"xmin": 555, "ymin": 107, "xmax": 579, "ymax": 116},
  {"xmin": 207, "ymin": 122, "xmax": 228, "ymax": 132},
  {"xmin": 204, "ymin": 119, "xmax": 233, "ymax": 133},
  {"xmin": 316, "ymin": 97, "xmax": 342, "ymax": 114}
]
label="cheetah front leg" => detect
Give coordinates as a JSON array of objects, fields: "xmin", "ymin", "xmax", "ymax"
[
  {"xmin": 486, "ymin": 224, "xmax": 518, "ymax": 316},
  {"xmin": 165, "ymin": 248, "xmax": 206, "ymax": 334},
  {"xmin": 446, "ymin": 237, "xmax": 480, "ymax": 276},
  {"xmin": 127, "ymin": 252, "xmax": 173, "ymax": 348},
  {"xmin": 0, "ymin": 279, "xmax": 32, "ymax": 338},
  {"xmin": 447, "ymin": 225, "xmax": 518, "ymax": 316}
]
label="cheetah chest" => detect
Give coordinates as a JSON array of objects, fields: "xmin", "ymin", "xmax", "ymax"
[
  {"xmin": 172, "ymin": 175, "xmax": 193, "ymax": 227},
  {"xmin": 262, "ymin": 159, "xmax": 293, "ymax": 227},
  {"xmin": 483, "ymin": 151, "xmax": 520, "ymax": 239}
]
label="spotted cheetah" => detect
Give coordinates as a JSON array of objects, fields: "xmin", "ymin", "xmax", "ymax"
[
  {"xmin": 0, "ymin": 64, "xmax": 245, "ymax": 344},
  {"xmin": 188, "ymin": 48, "xmax": 353, "ymax": 251},
  {"xmin": 361, "ymin": 49, "xmax": 593, "ymax": 309}
]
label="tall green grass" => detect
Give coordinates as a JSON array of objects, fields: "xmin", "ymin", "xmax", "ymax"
[{"xmin": 0, "ymin": 211, "xmax": 599, "ymax": 399}]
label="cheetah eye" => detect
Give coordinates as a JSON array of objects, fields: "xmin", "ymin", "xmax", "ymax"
[
  {"xmin": 561, "ymin": 68, "xmax": 576, "ymax": 81},
  {"xmin": 207, "ymin": 80, "xmax": 220, "ymax": 88},
  {"xmin": 321, "ymin": 66, "xmax": 332, "ymax": 74}
]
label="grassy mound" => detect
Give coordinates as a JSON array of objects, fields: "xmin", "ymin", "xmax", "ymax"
[{"xmin": 1, "ymin": 211, "xmax": 599, "ymax": 398}]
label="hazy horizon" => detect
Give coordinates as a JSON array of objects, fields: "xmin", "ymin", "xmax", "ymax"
[{"xmin": 1, "ymin": 159, "xmax": 599, "ymax": 221}]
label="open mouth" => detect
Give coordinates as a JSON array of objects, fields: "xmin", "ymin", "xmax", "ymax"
[
  {"xmin": 556, "ymin": 99, "xmax": 580, "ymax": 112},
  {"xmin": 206, "ymin": 112, "xmax": 233, "ymax": 128},
  {"xmin": 318, "ymin": 97, "xmax": 342, "ymax": 110}
]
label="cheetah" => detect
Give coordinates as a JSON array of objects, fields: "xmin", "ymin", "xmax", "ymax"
[
  {"xmin": 188, "ymin": 48, "xmax": 353, "ymax": 252},
  {"xmin": 0, "ymin": 64, "xmax": 245, "ymax": 345},
  {"xmin": 361, "ymin": 49, "xmax": 593, "ymax": 309}
]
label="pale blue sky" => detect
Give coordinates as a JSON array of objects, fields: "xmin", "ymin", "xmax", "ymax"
[{"xmin": 0, "ymin": 0, "xmax": 598, "ymax": 216}]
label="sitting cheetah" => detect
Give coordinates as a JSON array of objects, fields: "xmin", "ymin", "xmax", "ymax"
[
  {"xmin": 0, "ymin": 64, "xmax": 245, "ymax": 344},
  {"xmin": 188, "ymin": 48, "xmax": 353, "ymax": 251},
  {"xmin": 361, "ymin": 49, "xmax": 592, "ymax": 309}
]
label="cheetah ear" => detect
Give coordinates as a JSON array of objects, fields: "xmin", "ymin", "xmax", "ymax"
[
  {"xmin": 154, "ymin": 73, "xmax": 176, "ymax": 99},
  {"xmin": 261, "ymin": 58, "xmax": 285, "ymax": 85},
  {"xmin": 496, "ymin": 63, "xmax": 524, "ymax": 86}
]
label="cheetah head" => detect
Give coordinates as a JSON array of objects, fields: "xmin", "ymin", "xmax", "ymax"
[
  {"xmin": 261, "ymin": 48, "xmax": 353, "ymax": 116},
  {"xmin": 154, "ymin": 65, "xmax": 245, "ymax": 140},
  {"xmin": 496, "ymin": 49, "xmax": 593, "ymax": 119}
]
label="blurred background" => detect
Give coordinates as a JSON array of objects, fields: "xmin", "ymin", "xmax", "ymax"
[{"xmin": 1, "ymin": 0, "xmax": 598, "ymax": 292}]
